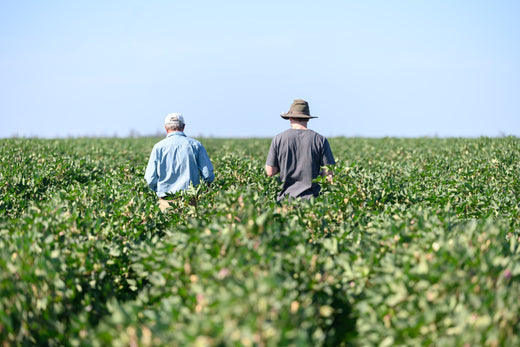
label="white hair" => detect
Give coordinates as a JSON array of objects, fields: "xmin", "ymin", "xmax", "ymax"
[{"xmin": 165, "ymin": 123, "xmax": 184, "ymax": 131}]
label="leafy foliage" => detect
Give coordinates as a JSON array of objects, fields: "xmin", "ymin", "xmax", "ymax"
[{"xmin": 1, "ymin": 136, "xmax": 519, "ymax": 346}]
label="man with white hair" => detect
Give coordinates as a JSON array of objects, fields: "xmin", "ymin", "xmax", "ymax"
[{"xmin": 145, "ymin": 113, "xmax": 215, "ymax": 211}]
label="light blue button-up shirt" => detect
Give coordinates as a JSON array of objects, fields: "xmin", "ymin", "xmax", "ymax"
[{"xmin": 144, "ymin": 132, "xmax": 215, "ymax": 197}]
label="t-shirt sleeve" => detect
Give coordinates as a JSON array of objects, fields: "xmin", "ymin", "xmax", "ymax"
[
  {"xmin": 321, "ymin": 138, "xmax": 336, "ymax": 166},
  {"xmin": 266, "ymin": 138, "xmax": 279, "ymax": 167}
]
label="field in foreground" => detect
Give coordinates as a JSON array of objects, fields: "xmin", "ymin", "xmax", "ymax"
[{"xmin": 1, "ymin": 136, "xmax": 519, "ymax": 346}]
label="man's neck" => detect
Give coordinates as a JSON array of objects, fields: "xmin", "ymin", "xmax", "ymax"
[
  {"xmin": 166, "ymin": 129, "xmax": 184, "ymax": 134},
  {"xmin": 290, "ymin": 121, "xmax": 308, "ymax": 130}
]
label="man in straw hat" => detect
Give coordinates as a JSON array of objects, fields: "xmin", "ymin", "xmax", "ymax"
[
  {"xmin": 145, "ymin": 113, "xmax": 215, "ymax": 211},
  {"xmin": 265, "ymin": 99, "xmax": 335, "ymax": 201}
]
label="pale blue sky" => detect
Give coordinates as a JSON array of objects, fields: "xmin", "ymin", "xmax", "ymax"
[{"xmin": 1, "ymin": 0, "xmax": 519, "ymax": 138}]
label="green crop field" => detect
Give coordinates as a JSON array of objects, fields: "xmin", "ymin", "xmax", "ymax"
[{"xmin": 1, "ymin": 136, "xmax": 519, "ymax": 346}]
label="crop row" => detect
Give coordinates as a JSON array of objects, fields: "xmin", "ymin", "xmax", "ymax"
[{"xmin": 0, "ymin": 136, "xmax": 519, "ymax": 346}]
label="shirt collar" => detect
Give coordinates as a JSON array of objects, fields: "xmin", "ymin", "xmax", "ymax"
[{"xmin": 167, "ymin": 131, "xmax": 186, "ymax": 138}]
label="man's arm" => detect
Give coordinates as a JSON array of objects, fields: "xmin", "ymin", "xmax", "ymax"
[
  {"xmin": 144, "ymin": 149, "xmax": 158, "ymax": 192},
  {"xmin": 265, "ymin": 138, "xmax": 279, "ymax": 177},
  {"xmin": 321, "ymin": 139, "xmax": 335, "ymax": 183},
  {"xmin": 265, "ymin": 165, "xmax": 279, "ymax": 177},
  {"xmin": 197, "ymin": 145, "xmax": 215, "ymax": 183}
]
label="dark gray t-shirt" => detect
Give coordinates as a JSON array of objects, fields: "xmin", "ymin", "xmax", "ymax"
[{"xmin": 266, "ymin": 129, "xmax": 336, "ymax": 200}]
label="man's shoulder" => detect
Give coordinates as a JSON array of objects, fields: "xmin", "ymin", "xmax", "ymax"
[
  {"xmin": 274, "ymin": 129, "xmax": 298, "ymax": 139},
  {"xmin": 154, "ymin": 134, "xmax": 188, "ymax": 149},
  {"xmin": 185, "ymin": 135, "xmax": 201, "ymax": 143},
  {"xmin": 275, "ymin": 129, "xmax": 325, "ymax": 140},
  {"xmin": 311, "ymin": 130, "xmax": 328, "ymax": 141},
  {"xmin": 153, "ymin": 137, "xmax": 169, "ymax": 149},
  {"xmin": 302, "ymin": 129, "xmax": 328, "ymax": 142},
  {"xmin": 183, "ymin": 136, "xmax": 205, "ymax": 148}
]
